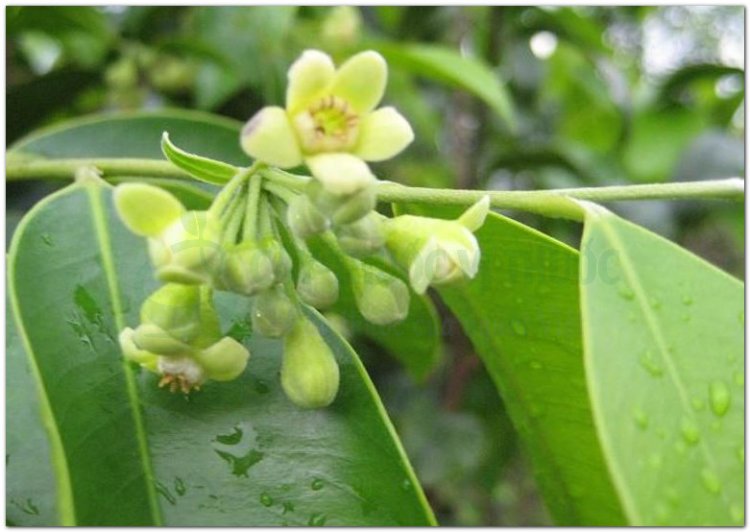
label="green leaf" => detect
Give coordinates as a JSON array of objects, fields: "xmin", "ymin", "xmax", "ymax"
[
  {"xmin": 579, "ymin": 204, "xmax": 744, "ymax": 525},
  {"xmin": 9, "ymin": 110, "xmax": 250, "ymax": 166},
  {"xmin": 377, "ymin": 43, "xmax": 516, "ymax": 130},
  {"xmin": 398, "ymin": 204, "xmax": 625, "ymax": 525},
  {"xmin": 8, "ymin": 181, "xmax": 435, "ymax": 526},
  {"xmin": 6, "ymin": 311, "xmax": 57, "ymax": 526},
  {"xmin": 307, "ymin": 237, "xmax": 443, "ymax": 382},
  {"xmin": 160, "ymin": 131, "xmax": 240, "ymax": 185}
]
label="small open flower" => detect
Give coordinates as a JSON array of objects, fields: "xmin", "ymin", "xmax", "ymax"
[
  {"xmin": 241, "ymin": 49, "xmax": 414, "ymax": 195},
  {"xmin": 385, "ymin": 196, "xmax": 490, "ymax": 294}
]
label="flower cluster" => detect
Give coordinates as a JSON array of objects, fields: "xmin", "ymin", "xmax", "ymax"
[{"xmin": 116, "ymin": 49, "xmax": 488, "ymax": 409}]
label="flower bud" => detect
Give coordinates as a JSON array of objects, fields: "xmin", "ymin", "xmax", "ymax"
[
  {"xmin": 350, "ymin": 261, "xmax": 410, "ymax": 325},
  {"xmin": 281, "ymin": 317, "xmax": 340, "ymax": 408},
  {"xmin": 259, "ymin": 238, "xmax": 293, "ymax": 282},
  {"xmin": 114, "ymin": 183, "xmax": 185, "ymax": 237},
  {"xmin": 194, "ymin": 337, "xmax": 250, "ymax": 382},
  {"xmin": 306, "ymin": 180, "xmax": 376, "ymax": 225},
  {"xmin": 335, "ymin": 212, "xmax": 385, "ymax": 258},
  {"xmin": 287, "ymin": 193, "xmax": 329, "ymax": 239},
  {"xmin": 140, "ymin": 283, "xmax": 202, "ymax": 344},
  {"xmin": 119, "ymin": 327, "xmax": 158, "ymax": 371},
  {"xmin": 215, "ymin": 242, "xmax": 275, "ymax": 296},
  {"xmin": 252, "ymin": 284, "xmax": 298, "ymax": 338},
  {"xmin": 297, "ymin": 259, "xmax": 339, "ymax": 309},
  {"xmin": 132, "ymin": 323, "xmax": 193, "ymax": 356},
  {"xmin": 148, "ymin": 211, "xmax": 222, "ymax": 284},
  {"xmin": 385, "ymin": 196, "xmax": 489, "ymax": 294}
]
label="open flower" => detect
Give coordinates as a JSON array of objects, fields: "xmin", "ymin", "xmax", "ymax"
[
  {"xmin": 241, "ymin": 49, "xmax": 414, "ymax": 195},
  {"xmin": 385, "ymin": 196, "xmax": 490, "ymax": 294}
]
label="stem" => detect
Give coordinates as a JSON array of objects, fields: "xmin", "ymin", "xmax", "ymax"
[
  {"xmin": 6, "ymin": 156, "xmax": 743, "ymax": 219},
  {"xmin": 243, "ymin": 173, "xmax": 263, "ymax": 241},
  {"xmin": 375, "ymin": 178, "xmax": 745, "ymax": 219}
]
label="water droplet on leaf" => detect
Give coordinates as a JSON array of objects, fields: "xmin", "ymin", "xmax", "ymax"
[
  {"xmin": 510, "ymin": 320, "xmax": 526, "ymax": 336},
  {"xmin": 632, "ymin": 407, "xmax": 649, "ymax": 429},
  {"xmin": 709, "ymin": 380, "xmax": 730, "ymax": 416},
  {"xmin": 639, "ymin": 350, "xmax": 663, "ymax": 377},
  {"xmin": 680, "ymin": 417, "xmax": 700, "ymax": 445},
  {"xmin": 311, "ymin": 478, "xmax": 324, "ymax": 491},
  {"xmin": 260, "ymin": 492, "xmax": 273, "ymax": 507},
  {"xmin": 700, "ymin": 468, "xmax": 721, "ymax": 494}
]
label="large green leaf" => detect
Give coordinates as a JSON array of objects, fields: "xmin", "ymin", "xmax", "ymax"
[
  {"xmin": 8, "ymin": 180, "xmax": 435, "ymax": 525},
  {"xmin": 9, "ymin": 110, "xmax": 250, "ymax": 166},
  {"xmin": 579, "ymin": 204, "xmax": 744, "ymax": 525},
  {"xmin": 376, "ymin": 43, "xmax": 516, "ymax": 130},
  {"xmin": 6, "ymin": 312, "xmax": 57, "ymax": 526},
  {"xmin": 398, "ymin": 204, "xmax": 625, "ymax": 525}
]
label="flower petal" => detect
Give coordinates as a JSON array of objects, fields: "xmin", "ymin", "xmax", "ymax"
[
  {"xmin": 286, "ymin": 49, "xmax": 336, "ymax": 114},
  {"xmin": 305, "ymin": 153, "xmax": 376, "ymax": 195},
  {"xmin": 354, "ymin": 107, "xmax": 414, "ymax": 162},
  {"xmin": 329, "ymin": 50, "xmax": 387, "ymax": 114},
  {"xmin": 196, "ymin": 337, "xmax": 250, "ymax": 382},
  {"xmin": 408, "ymin": 238, "xmax": 439, "ymax": 294},
  {"xmin": 241, "ymin": 106, "xmax": 302, "ymax": 168},
  {"xmin": 114, "ymin": 183, "xmax": 185, "ymax": 237},
  {"xmin": 457, "ymin": 195, "xmax": 490, "ymax": 232}
]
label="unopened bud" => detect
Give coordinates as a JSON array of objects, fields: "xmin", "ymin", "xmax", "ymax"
[
  {"xmin": 306, "ymin": 181, "xmax": 376, "ymax": 225},
  {"xmin": 195, "ymin": 337, "xmax": 250, "ymax": 382},
  {"xmin": 119, "ymin": 327, "xmax": 158, "ymax": 371},
  {"xmin": 297, "ymin": 259, "xmax": 339, "ymax": 309},
  {"xmin": 149, "ymin": 211, "xmax": 222, "ymax": 284},
  {"xmin": 287, "ymin": 193, "xmax": 329, "ymax": 239},
  {"xmin": 132, "ymin": 323, "xmax": 193, "ymax": 356},
  {"xmin": 216, "ymin": 242, "xmax": 275, "ymax": 296},
  {"xmin": 252, "ymin": 284, "xmax": 298, "ymax": 338},
  {"xmin": 350, "ymin": 261, "xmax": 410, "ymax": 325},
  {"xmin": 335, "ymin": 212, "xmax": 385, "ymax": 258},
  {"xmin": 259, "ymin": 238, "xmax": 293, "ymax": 282},
  {"xmin": 281, "ymin": 317, "xmax": 340, "ymax": 408},
  {"xmin": 140, "ymin": 283, "xmax": 202, "ymax": 344}
]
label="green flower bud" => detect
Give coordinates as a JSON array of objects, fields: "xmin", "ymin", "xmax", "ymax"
[
  {"xmin": 215, "ymin": 242, "xmax": 275, "ymax": 296},
  {"xmin": 252, "ymin": 284, "xmax": 298, "ymax": 338},
  {"xmin": 335, "ymin": 212, "xmax": 385, "ymax": 258},
  {"xmin": 297, "ymin": 259, "xmax": 339, "ymax": 309},
  {"xmin": 350, "ymin": 261, "xmax": 410, "ymax": 325},
  {"xmin": 322, "ymin": 6, "xmax": 362, "ymax": 48},
  {"xmin": 140, "ymin": 283, "xmax": 202, "ymax": 344},
  {"xmin": 306, "ymin": 180, "xmax": 376, "ymax": 225},
  {"xmin": 385, "ymin": 196, "xmax": 489, "ymax": 294},
  {"xmin": 119, "ymin": 327, "xmax": 158, "ymax": 371},
  {"xmin": 114, "ymin": 183, "xmax": 185, "ymax": 237},
  {"xmin": 281, "ymin": 317, "xmax": 340, "ymax": 408},
  {"xmin": 287, "ymin": 193, "xmax": 329, "ymax": 239},
  {"xmin": 132, "ymin": 323, "xmax": 193, "ymax": 356},
  {"xmin": 259, "ymin": 238, "xmax": 293, "ymax": 282},
  {"xmin": 148, "ymin": 211, "xmax": 223, "ymax": 285},
  {"xmin": 194, "ymin": 337, "xmax": 250, "ymax": 382}
]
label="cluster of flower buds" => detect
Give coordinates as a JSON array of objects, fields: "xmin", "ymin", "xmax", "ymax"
[{"xmin": 115, "ymin": 49, "xmax": 489, "ymax": 409}]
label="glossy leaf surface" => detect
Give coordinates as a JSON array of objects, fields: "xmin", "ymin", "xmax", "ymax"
[
  {"xmin": 397, "ymin": 204, "xmax": 625, "ymax": 525},
  {"xmin": 8, "ymin": 181, "xmax": 435, "ymax": 525},
  {"xmin": 579, "ymin": 205, "xmax": 744, "ymax": 525}
]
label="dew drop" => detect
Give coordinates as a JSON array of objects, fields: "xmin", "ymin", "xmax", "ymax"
[
  {"xmin": 680, "ymin": 417, "xmax": 700, "ymax": 445},
  {"xmin": 529, "ymin": 360, "xmax": 543, "ymax": 370},
  {"xmin": 691, "ymin": 397, "xmax": 705, "ymax": 411},
  {"xmin": 618, "ymin": 283, "xmax": 635, "ymax": 300},
  {"xmin": 632, "ymin": 407, "xmax": 649, "ymax": 429},
  {"xmin": 515, "ymin": 296, "xmax": 524, "ymax": 304},
  {"xmin": 282, "ymin": 501, "xmax": 295, "ymax": 514},
  {"xmin": 681, "ymin": 294, "xmax": 693, "ymax": 306},
  {"xmin": 647, "ymin": 452, "xmax": 663, "ymax": 469},
  {"xmin": 311, "ymin": 478, "xmax": 324, "ymax": 491},
  {"xmin": 709, "ymin": 380, "xmax": 731, "ymax": 417},
  {"xmin": 401, "ymin": 478, "xmax": 412, "ymax": 492},
  {"xmin": 700, "ymin": 468, "xmax": 721, "ymax": 494},
  {"xmin": 511, "ymin": 319, "xmax": 527, "ymax": 336},
  {"xmin": 734, "ymin": 371, "xmax": 744, "ymax": 387},
  {"xmin": 639, "ymin": 350, "xmax": 663, "ymax": 377},
  {"xmin": 260, "ymin": 492, "xmax": 273, "ymax": 507},
  {"xmin": 649, "ymin": 297, "xmax": 662, "ymax": 310}
]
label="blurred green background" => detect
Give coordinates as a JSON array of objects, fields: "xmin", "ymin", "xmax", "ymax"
[{"xmin": 6, "ymin": 6, "xmax": 745, "ymax": 525}]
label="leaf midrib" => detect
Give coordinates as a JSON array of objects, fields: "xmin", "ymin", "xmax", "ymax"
[
  {"xmin": 595, "ymin": 214, "xmax": 734, "ymax": 520},
  {"xmin": 85, "ymin": 183, "xmax": 163, "ymax": 525}
]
